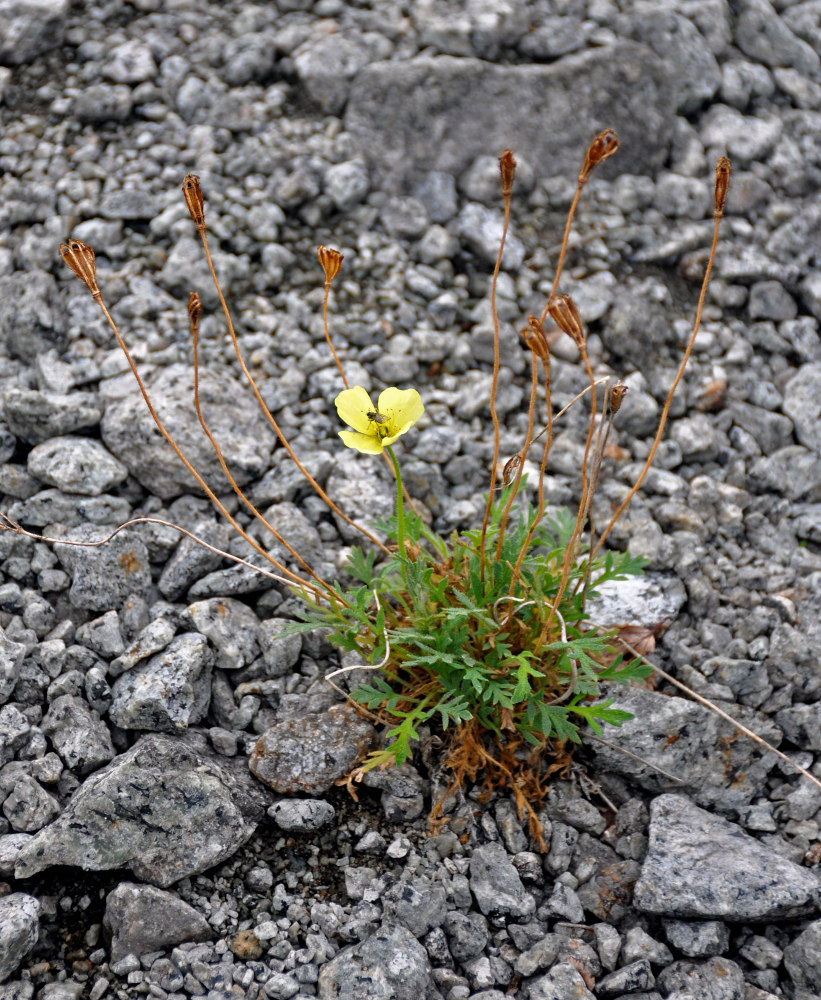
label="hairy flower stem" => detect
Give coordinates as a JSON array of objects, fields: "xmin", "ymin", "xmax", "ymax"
[
  {"xmin": 192, "ymin": 212, "xmax": 390, "ymax": 557},
  {"xmin": 591, "ymin": 156, "xmax": 730, "ymax": 560},
  {"xmin": 92, "ymin": 293, "xmax": 328, "ymax": 602},
  {"xmin": 385, "ymin": 444, "xmax": 406, "ymax": 562},
  {"xmin": 478, "ymin": 157, "xmax": 514, "ymax": 575}
]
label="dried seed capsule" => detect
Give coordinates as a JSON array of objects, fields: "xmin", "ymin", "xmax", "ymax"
[
  {"xmin": 714, "ymin": 156, "xmax": 731, "ymax": 217},
  {"xmin": 520, "ymin": 315, "xmax": 549, "ymax": 360},
  {"xmin": 317, "ymin": 245, "xmax": 343, "ymax": 284},
  {"xmin": 188, "ymin": 291, "xmax": 202, "ymax": 331},
  {"xmin": 499, "ymin": 149, "xmax": 516, "ymax": 199},
  {"xmin": 609, "ymin": 381, "xmax": 628, "ymax": 414},
  {"xmin": 182, "ymin": 173, "xmax": 205, "ymax": 229},
  {"xmin": 547, "ymin": 294, "xmax": 585, "ymax": 345},
  {"xmin": 579, "ymin": 128, "xmax": 619, "ymax": 184},
  {"xmin": 59, "ymin": 239, "xmax": 99, "ymax": 297}
]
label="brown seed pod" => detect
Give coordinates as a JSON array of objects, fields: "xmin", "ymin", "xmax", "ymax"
[
  {"xmin": 547, "ymin": 294, "xmax": 585, "ymax": 345},
  {"xmin": 188, "ymin": 291, "xmax": 202, "ymax": 332},
  {"xmin": 317, "ymin": 245, "xmax": 343, "ymax": 284},
  {"xmin": 609, "ymin": 381, "xmax": 628, "ymax": 415},
  {"xmin": 714, "ymin": 156, "xmax": 731, "ymax": 217},
  {"xmin": 182, "ymin": 173, "xmax": 205, "ymax": 229},
  {"xmin": 579, "ymin": 128, "xmax": 619, "ymax": 184},
  {"xmin": 499, "ymin": 149, "xmax": 516, "ymax": 199},
  {"xmin": 59, "ymin": 239, "xmax": 99, "ymax": 296}
]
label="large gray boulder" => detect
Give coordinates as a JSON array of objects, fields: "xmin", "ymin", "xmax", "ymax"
[{"xmin": 345, "ymin": 44, "xmax": 674, "ymax": 190}]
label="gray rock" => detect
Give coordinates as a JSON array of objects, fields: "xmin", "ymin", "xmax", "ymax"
[
  {"xmin": 103, "ymin": 40, "xmax": 156, "ymax": 84},
  {"xmin": 775, "ymin": 703, "xmax": 821, "ymax": 750},
  {"xmin": 250, "ymin": 704, "xmax": 378, "ymax": 795},
  {"xmin": 346, "ymin": 46, "xmax": 674, "ymax": 189},
  {"xmin": 4, "ymin": 489, "xmax": 131, "ymax": 528},
  {"xmin": 325, "ymin": 159, "xmax": 370, "ymax": 212},
  {"xmin": 622, "ymin": 926, "xmax": 673, "ymax": 965},
  {"xmin": 0, "ymin": 271, "xmax": 67, "ymax": 362},
  {"xmin": 584, "ymin": 686, "xmax": 781, "ymax": 814},
  {"xmin": 0, "ymin": 627, "xmax": 26, "ymax": 705},
  {"xmin": 75, "ymin": 611, "xmax": 124, "ymax": 660},
  {"xmin": 528, "ymin": 961, "xmax": 595, "ymax": 1000},
  {"xmin": 456, "ymin": 203, "xmax": 525, "ymax": 270},
  {"xmin": 257, "ymin": 618, "xmax": 302, "ymax": 677},
  {"xmin": 729, "ymin": 401, "xmax": 793, "ymax": 455},
  {"xmin": 72, "ymin": 83, "xmax": 133, "ymax": 123},
  {"xmin": 53, "ymin": 525, "xmax": 152, "ymax": 612},
  {"xmin": 586, "ymin": 573, "xmax": 687, "ymax": 628},
  {"xmin": 108, "ymin": 633, "xmax": 212, "ymax": 732},
  {"xmin": 0, "ymin": 894, "xmax": 39, "ymax": 984},
  {"xmin": 0, "ymin": 0, "xmax": 67, "ymax": 64},
  {"xmin": 662, "ymin": 919, "xmax": 730, "ymax": 958},
  {"xmin": 444, "ymin": 911, "xmax": 489, "ymax": 963},
  {"xmin": 326, "ymin": 452, "xmax": 395, "ymax": 544},
  {"xmin": 101, "ymin": 363, "xmax": 275, "ymax": 499},
  {"xmin": 619, "ymin": 4, "xmax": 721, "ymax": 114},
  {"xmin": 317, "ymin": 923, "xmax": 431, "ymax": 1000},
  {"xmin": 783, "ymin": 362, "xmax": 821, "ymax": 453},
  {"xmin": 748, "ymin": 280, "xmax": 797, "ymax": 321},
  {"xmin": 0, "ymin": 704, "xmax": 30, "ymax": 768},
  {"xmin": 104, "ymin": 882, "xmax": 211, "ymax": 964},
  {"xmin": 596, "ymin": 959, "xmax": 654, "ymax": 998},
  {"xmin": 361, "ymin": 763, "xmax": 426, "ymax": 822},
  {"xmin": 634, "ymin": 794, "xmax": 821, "ymax": 920},
  {"xmin": 267, "ymin": 798, "xmax": 335, "ymax": 832},
  {"xmin": 784, "ymin": 919, "xmax": 821, "ymax": 994},
  {"xmin": 382, "ymin": 876, "xmax": 447, "ymax": 938},
  {"xmin": 158, "ymin": 520, "xmax": 230, "ymax": 600},
  {"xmin": 2, "ymin": 773, "xmax": 60, "ymax": 832},
  {"xmin": 748, "ymin": 445, "xmax": 821, "ymax": 502},
  {"xmin": 14, "ymin": 732, "xmax": 269, "ymax": 887},
  {"xmin": 109, "ymin": 618, "xmax": 176, "ymax": 677},
  {"xmin": 293, "ymin": 29, "xmax": 389, "ymax": 115},
  {"xmin": 469, "ymin": 841, "xmax": 535, "ymax": 920},
  {"xmin": 27, "ymin": 436, "xmax": 128, "ymax": 496},
  {"xmin": 40, "ymin": 694, "xmax": 114, "ymax": 775},
  {"xmin": 99, "ymin": 187, "xmax": 159, "ymax": 222},
  {"xmin": 0, "ymin": 832, "xmax": 33, "ymax": 877},
  {"xmin": 187, "ymin": 597, "xmax": 260, "ymax": 670},
  {"xmin": 735, "ymin": 0, "xmax": 820, "ymax": 75},
  {"xmin": 2, "ymin": 389, "xmax": 100, "ymax": 445},
  {"xmin": 656, "ymin": 956, "xmax": 745, "ymax": 1000}
]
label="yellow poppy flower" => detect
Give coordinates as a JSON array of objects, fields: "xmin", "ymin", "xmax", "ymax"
[{"xmin": 335, "ymin": 385, "xmax": 424, "ymax": 454}]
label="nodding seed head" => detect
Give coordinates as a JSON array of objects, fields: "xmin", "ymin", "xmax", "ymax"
[
  {"xmin": 60, "ymin": 239, "xmax": 99, "ymax": 296},
  {"xmin": 520, "ymin": 315, "xmax": 549, "ymax": 360},
  {"xmin": 547, "ymin": 294, "xmax": 585, "ymax": 345},
  {"xmin": 188, "ymin": 291, "xmax": 202, "ymax": 332},
  {"xmin": 609, "ymin": 381, "xmax": 628, "ymax": 414},
  {"xmin": 182, "ymin": 173, "xmax": 205, "ymax": 229},
  {"xmin": 714, "ymin": 156, "xmax": 731, "ymax": 216},
  {"xmin": 317, "ymin": 245, "xmax": 343, "ymax": 284},
  {"xmin": 579, "ymin": 128, "xmax": 619, "ymax": 184},
  {"xmin": 499, "ymin": 150, "xmax": 516, "ymax": 199}
]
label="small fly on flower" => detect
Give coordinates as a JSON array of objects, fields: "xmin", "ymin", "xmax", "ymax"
[{"xmin": 366, "ymin": 409, "xmax": 388, "ymax": 426}]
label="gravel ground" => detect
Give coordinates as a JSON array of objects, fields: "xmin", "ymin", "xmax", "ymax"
[{"xmin": 1, "ymin": 1, "xmax": 821, "ymax": 999}]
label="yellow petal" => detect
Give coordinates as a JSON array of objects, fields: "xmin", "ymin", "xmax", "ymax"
[
  {"xmin": 376, "ymin": 387, "xmax": 424, "ymax": 438},
  {"xmin": 338, "ymin": 429, "xmax": 384, "ymax": 454},
  {"xmin": 335, "ymin": 385, "xmax": 375, "ymax": 434}
]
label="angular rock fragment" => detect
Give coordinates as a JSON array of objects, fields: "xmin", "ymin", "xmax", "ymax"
[
  {"xmin": 318, "ymin": 923, "xmax": 431, "ymax": 1000},
  {"xmin": 250, "ymin": 704, "xmax": 378, "ymax": 795},
  {"xmin": 635, "ymin": 794, "xmax": 821, "ymax": 920},
  {"xmin": 585, "ymin": 685, "xmax": 781, "ymax": 814},
  {"xmin": 104, "ymin": 882, "xmax": 211, "ymax": 964},
  {"xmin": 108, "ymin": 633, "xmax": 212, "ymax": 732},
  {"xmin": 0, "ymin": 894, "xmax": 40, "ymax": 985},
  {"xmin": 41, "ymin": 694, "xmax": 115, "ymax": 774},
  {"xmin": 14, "ymin": 732, "xmax": 270, "ymax": 887}
]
